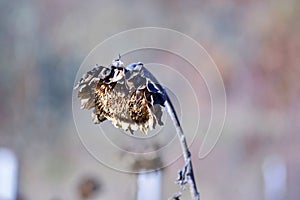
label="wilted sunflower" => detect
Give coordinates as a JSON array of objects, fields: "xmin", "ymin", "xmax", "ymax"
[
  {"xmin": 74, "ymin": 58, "xmax": 166, "ymax": 134},
  {"xmin": 75, "ymin": 57, "xmax": 200, "ymax": 199}
]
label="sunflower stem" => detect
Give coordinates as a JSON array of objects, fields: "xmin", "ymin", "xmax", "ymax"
[
  {"xmin": 165, "ymin": 94, "xmax": 200, "ymax": 200},
  {"xmin": 141, "ymin": 66, "xmax": 199, "ymax": 199}
]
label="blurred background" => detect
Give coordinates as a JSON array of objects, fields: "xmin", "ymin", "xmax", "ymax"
[{"xmin": 0, "ymin": 0, "xmax": 300, "ymax": 199}]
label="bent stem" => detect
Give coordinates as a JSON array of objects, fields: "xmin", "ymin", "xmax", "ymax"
[
  {"xmin": 165, "ymin": 94, "xmax": 199, "ymax": 200},
  {"xmin": 141, "ymin": 66, "xmax": 199, "ymax": 199}
]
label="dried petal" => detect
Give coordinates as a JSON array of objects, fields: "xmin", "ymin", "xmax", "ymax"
[{"xmin": 74, "ymin": 60, "xmax": 166, "ymax": 134}]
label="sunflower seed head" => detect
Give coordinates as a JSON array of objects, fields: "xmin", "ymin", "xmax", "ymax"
[{"xmin": 74, "ymin": 60, "xmax": 166, "ymax": 134}]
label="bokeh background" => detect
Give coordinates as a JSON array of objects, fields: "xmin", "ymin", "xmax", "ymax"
[{"xmin": 0, "ymin": 0, "xmax": 299, "ymax": 199}]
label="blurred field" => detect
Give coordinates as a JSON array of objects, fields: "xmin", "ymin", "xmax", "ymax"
[{"xmin": 0, "ymin": 0, "xmax": 300, "ymax": 199}]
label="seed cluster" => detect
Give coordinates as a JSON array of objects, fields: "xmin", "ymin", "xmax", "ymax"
[{"xmin": 74, "ymin": 60, "xmax": 166, "ymax": 134}]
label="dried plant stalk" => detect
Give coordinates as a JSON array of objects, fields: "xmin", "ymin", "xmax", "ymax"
[{"xmin": 141, "ymin": 66, "xmax": 200, "ymax": 200}]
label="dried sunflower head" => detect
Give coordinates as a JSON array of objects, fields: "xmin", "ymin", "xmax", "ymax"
[{"xmin": 74, "ymin": 58, "xmax": 166, "ymax": 134}]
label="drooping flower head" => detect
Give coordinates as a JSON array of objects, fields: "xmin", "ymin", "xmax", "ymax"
[{"xmin": 74, "ymin": 58, "xmax": 166, "ymax": 134}]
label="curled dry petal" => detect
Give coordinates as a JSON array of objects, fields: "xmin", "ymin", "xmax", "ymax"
[{"xmin": 74, "ymin": 61, "xmax": 166, "ymax": 134}]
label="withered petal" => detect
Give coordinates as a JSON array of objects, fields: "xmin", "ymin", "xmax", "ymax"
[{"xmin": 74, "ymin": 60, "xmax": 167, "ymax": 134}]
